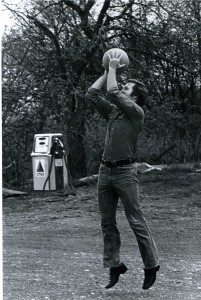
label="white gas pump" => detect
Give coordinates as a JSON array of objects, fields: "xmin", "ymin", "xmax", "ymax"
[{"xmin": 31, "ymin": 133, "xmax": 70, "ymax": 191}]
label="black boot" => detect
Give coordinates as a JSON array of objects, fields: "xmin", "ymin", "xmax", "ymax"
[
  {"xmin": 105, "ymin": 263, "xmax": 128, "ymax": 289},
  {"xmin": 142, "ymin": 265, "xmax": 160, "ymax": 290}
]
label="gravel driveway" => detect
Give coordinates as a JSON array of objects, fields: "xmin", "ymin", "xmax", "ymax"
[{"xmin": 3, "ymin": 170, "xmax": 201, "ymax": 300}]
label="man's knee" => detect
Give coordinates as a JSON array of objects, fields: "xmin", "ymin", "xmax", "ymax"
[{"xmin": 101, "ymin": 218, "xmax": 117, "ymax": 230}]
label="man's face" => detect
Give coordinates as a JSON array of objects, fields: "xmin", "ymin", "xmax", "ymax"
[{"xmin": 122, "ymin": 82, "xmax": 136, "ymax": 99}]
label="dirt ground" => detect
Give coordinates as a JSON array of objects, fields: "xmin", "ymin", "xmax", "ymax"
[{"xmin": 3, "ymin": 169, "xmax": 201, "ymax": 300}]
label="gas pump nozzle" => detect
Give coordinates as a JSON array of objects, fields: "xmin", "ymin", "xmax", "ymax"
[{"xmin": 50, "ymin": 137, "xmax": 65, "ymax": 157}]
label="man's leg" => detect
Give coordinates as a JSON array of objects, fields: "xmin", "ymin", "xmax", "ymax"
[
  {"xmin": 98, "ymin": 173, "xmax": 121, "ymax": 268},
  {"xmin": 98, "ymin": 166, "xmax": 128, "ymax": 288},
  {"xmin": 113, "ymin": 165, "xmax": 159, "ymax": 289},
  {"xmin": 121, "ymin": 183, "xmax": 158, "ymax": 269}
]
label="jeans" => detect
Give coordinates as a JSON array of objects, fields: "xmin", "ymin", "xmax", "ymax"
[{"xmin": 97, "ymin": 163, "xmax": 159, "ymax": 269}]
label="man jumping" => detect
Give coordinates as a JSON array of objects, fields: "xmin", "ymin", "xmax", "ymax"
[{"xmin": 85, "ymin": 50, "xmax": 160, "ymax": 290}]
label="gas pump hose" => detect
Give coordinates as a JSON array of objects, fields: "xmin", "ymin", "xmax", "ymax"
[
  {"xmin": 64, "ymin": 155, "xmax": 76, "ymax": 193},
  {"xmin": 42, "ymin": 154, "xmax": 75, "ymax": 193},
  {"xmin": 43, "ymin": 154, "xmax": 54, "ymax": 191}
]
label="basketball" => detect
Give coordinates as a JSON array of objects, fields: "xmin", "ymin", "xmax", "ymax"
[{"xmin": 102, "ymin": 48, "xmax": 129, "ymax": 74}]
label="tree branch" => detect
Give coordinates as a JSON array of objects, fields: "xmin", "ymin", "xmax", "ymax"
[
  {"xmin": 27, "ymin": 16, "xmax": 67, "ymax": 80},
  {"xmin": 61, "ymin": 0, "xmax": 95, "ymax": 39},
  {"xmin": 127, "ymin": 48, "xmax": 197, "ymax": 74},
  {"xmin": 95, "ymin": 0, "xmax": 111, "ymax": 32}
]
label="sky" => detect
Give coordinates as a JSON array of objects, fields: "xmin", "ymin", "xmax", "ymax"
[
  {"xmin": 1, "ymin": 8, "xmax": 11, "ymax": 30},
  {"xmin": 1, "ymin": 2, "xmax": 15, "ymax": 37},
  {"xmin": 1, "ymin": 1, "xmax": 15, "ymax": 26},
  {"xmin": 0, "ymin": 0, "xmax": 106, "ymax": 30},
  {"xmin": 1, "ymin": 0, "xmax": 26, "ymax": 34}
]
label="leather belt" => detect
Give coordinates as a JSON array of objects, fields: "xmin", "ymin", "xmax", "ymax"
[{"xmin": 101, "ymin": 159, "xmax": 135, "ymax": 168}]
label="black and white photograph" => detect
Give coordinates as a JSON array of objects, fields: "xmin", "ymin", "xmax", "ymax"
[{"xmin": 1, "ymin": 1, "xmax": 201, "ymax": 299}]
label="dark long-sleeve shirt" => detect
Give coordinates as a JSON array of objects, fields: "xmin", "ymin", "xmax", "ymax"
[{"xmin": 85, "ymin": 87, "xmax": 144, "ymax": 161}]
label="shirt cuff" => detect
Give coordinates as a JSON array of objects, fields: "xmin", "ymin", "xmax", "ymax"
[
  {"xmin": 88, "ymin": 87, "xmax": 102, "ymax": 95},
  {"xmin": 108, "ymin": 86, "xmax": 119, "ymax": 95}
]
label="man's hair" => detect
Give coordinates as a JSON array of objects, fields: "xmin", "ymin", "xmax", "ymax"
[{"xmin": 127, "ymin": 79, "xmax": 148, "ymax": 107}]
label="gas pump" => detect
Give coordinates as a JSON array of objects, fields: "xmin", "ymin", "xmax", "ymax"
[{"xmin": 31, "ymin": 133, "xmax": 72, "ymax": 191}]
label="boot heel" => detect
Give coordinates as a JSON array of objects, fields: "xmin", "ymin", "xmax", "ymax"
[
  {"xmin": 105, "ymin": 263, "xmax": 128, "ymax": 289},
  {"xmin": 120, "ymin": 263, "xmax": 128, "ymax": 274}
]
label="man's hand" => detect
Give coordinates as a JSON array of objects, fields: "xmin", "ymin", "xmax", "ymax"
[
  {"xmin": 108, "ymin": 50, "xmax": 126, "ymax": 70},
  {"xmin": 107, "ymin": 51, "xmax": 120, "ymax": 92}
]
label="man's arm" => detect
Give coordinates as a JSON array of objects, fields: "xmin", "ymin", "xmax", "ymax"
[
  {"xmin": 109, "ymin": 91, "xmax": 144, "ymax": 125},
  {"xmin": 85, "ymin": 71, "xmax": 113, "ymax": 120},
  {"xmin": 107, "ymin": 52, "xmax": 144, "ymax": 125},
  {"xmin": 91, "ymin": 70, "xmax": 107, "ymax": 89},
  {"xmin": 107, "ymin": 51, "xmax": 124, "ymax": 92}
]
